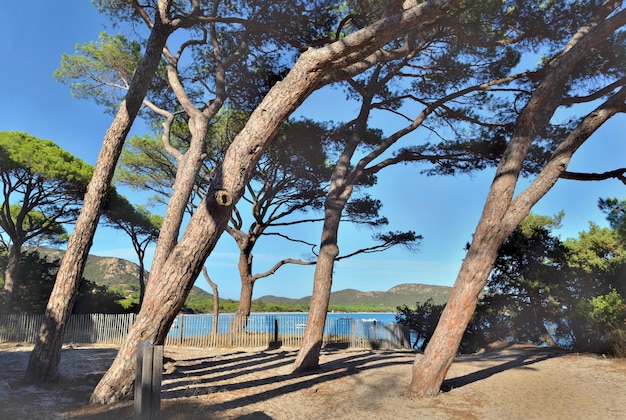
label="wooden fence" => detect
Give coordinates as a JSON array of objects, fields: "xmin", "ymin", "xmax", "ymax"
[{"xmin": 0, "ymin": 313, "xmax": 410, "ymax": 350}]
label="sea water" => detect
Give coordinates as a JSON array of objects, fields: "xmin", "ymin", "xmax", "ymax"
[{"xmin": 167, "ymin": 312, "xmax": 400, "ymax": 339}]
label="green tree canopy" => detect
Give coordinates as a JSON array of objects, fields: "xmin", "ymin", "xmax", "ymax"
[
  {"xmin": 102, "ymin": 193, "xmax": 162, "ymax": 305},
  {"xmin": 599, "ymin": 197, "xmax": 626, "ymax": 241},
  {"xmin": 0, "ymin": 131, "xmax": 93, "ymax": 295},
  {"xmin": 474, "ymin": 211, "xmax": 626, "ymax": 354},
  {"xmin": 54, "ymin": 32, "xmax": 143, "ymax": 114},
  {"xmin": 476, "ymin": 213, "xmax": 568, "ymax": 347}
]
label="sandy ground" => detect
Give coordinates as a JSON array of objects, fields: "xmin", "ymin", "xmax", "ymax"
[{"xmin": 1, "ymin": 342, "xmax": 625, "ymax": 419}]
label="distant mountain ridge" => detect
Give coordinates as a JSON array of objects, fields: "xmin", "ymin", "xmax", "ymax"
[
  {"xmin": 256, "ymin": 282, "xmax": 451, "ymax": 309},
  {"xmin": 32, "ymin": 247, "xmax": 451, "ymax": 307}
]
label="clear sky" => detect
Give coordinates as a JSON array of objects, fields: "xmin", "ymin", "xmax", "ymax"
[{"xmin": 2, "ymin": 2, "xmax": 625, "ymax": 300}]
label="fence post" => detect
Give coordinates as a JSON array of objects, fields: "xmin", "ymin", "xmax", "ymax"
[
  {"xmin": 134, "ymin": 340, "xmax": 163, "ymax": 420},
  {"xmin": 267, "ymin": 318, "xmax": 281, "ymax": 349},
  {"xmin": 178, "ymin": 315, "xmax": 184, "ymax": 345},
  {"xmin": 401, "ymin": 324, "xmax": 411, "ymax": 349}
]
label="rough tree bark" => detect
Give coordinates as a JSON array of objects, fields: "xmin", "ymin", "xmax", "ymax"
[
  {"xmin": 407, "ymin": 3, "xmax": 626, "ymax": 397},
  {"xmin": 292, "ymin": 188, "xmax": 351, "ymax": 371},
  {"xmin": 292, "ymin": 112, "xmax": 364, "ymax": 371},
  {"xmin": 23, "ymin": 9, "xmax": 175, "ymax": 383},
  {"xmin": 90, "ymin": 1, "xmax": 463, "ymax": 404},
  {"xmin": 234, "ymin": 259, "xmax": 255, "ymax": 331},
  {"xmin": 292, "ymin": 50, "xmax": 440, "ymax": 370},
  {"xmin": 149, "ymin": 116, "xmax": 213, "ymax": 276},
  {"xmin": 3, "ymin": 241, "xmax": 22, "ymax": 297},
  {"xmin": 90, "ymin": 48, "xmax": 327, "ymax": 405},
  {"xmin": 201, "ymin": 266, "xmax": 220, "ymax": 336}
]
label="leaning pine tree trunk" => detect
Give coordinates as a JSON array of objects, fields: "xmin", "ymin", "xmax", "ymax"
[
  {"xmin": 90, "ymin": 2, "xmax": 471, "ymax": 403},
  {"xmin": 407, "ymin": 5, "xmax": 626, "ymax": 395},
  {"xmin": 23, "ymin": 20, "xmax": 173, "ymax": 384},
  {"xmin": 292, "ymin": 242, "xmax": 338, "ymax": 371},
  {"xmin": 408, "ymin": 222, "xmax": 510, "ymax": 395},
  {"xmin": 90, "ymin": 48, "xmax": 329, "ymax": 405},
  {"xmin": 293, "ymin": 189, "xmax": 348, "ymax": 372}
]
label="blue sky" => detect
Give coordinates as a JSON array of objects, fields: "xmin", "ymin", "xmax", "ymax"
[{"xmin": 2, "ymin": 1, "xmax": 625, "ymax": 300}]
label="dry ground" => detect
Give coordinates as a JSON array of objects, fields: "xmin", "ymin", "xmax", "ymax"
[{"xmin": 1, "ymin": 342, "xmax": 625, "ymax": 419}]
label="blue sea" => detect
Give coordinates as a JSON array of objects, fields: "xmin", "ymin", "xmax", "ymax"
[{"xmin": 167, "ymin": 312, "xmax": 400, "ymax": 340}]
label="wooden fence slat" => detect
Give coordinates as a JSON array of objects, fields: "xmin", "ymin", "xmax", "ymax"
[{"xmin": 1, "ymin": 313, "xmax": 410, "ymax": 350}]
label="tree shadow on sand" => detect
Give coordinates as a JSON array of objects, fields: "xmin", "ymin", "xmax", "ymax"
[
  {"xmin": 441, "ymin": 346, "xmax": 567, "ymax": 392},
  {"xmin": 66, "ymin": 348, "xmax": 414, "ymax": 419},
  {"xmin": 61, "ymin": 345, "xmax": 568, "ymax": 419},
  {"xmin": 160, "ymin": 348, "xmax": 412, "ymax": 403}
]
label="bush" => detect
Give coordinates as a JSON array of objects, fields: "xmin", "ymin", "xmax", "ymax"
[
  {"xmin": 574, "ymin": 290, "xmax": 626, "ymax": 356},
  {"xmin": 0, "ymin": 250, "xmax": 129, "ymax": 314}
]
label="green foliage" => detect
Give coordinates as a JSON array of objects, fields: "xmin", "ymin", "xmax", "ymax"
[
  {"xmin": 396, "ymin": 298, "xmax": 486, "ymax": 353},
  {"xmin": 0, "ymin": 250, "xmax": 60, "ymax": 313},
  {"xmin": 0, "ymin": 250, "xmax": 130, "ymax": 314},
  {"xmin": 183, "ymin": 296, "xmax": 310, "ymax": 314},
  {"xmin": 393, "ymin": 207, "xmax": 626, "ymax": 356},
  {"xmin": 599, "ymin": 197, "xmax": 626, "ymax": 242},
  {"xmin": 470, "ymin": 211, "xmax": 626, "ymax": 356},
  {"xmin": 582, "ymin": 290, "xmax": 625, "ymax": 327},
  {"xmin": 54, "ymin": 32, "xmax": 143, "ymax": 113},
  {"xmin": 102, "ymin": 191, "xmax": 161, "ymax": 291},
  {"xmin": 344, "ymin": 196, "xmax": 388, "ymax": 227},
  {"xmin": 565, "ymin": 222, "xmax": 625, "ymax": 275},
  {"xmin": 0, "ymin": 132, "xmax": 93, "ymax": 184},
  {"xmin": 78, "ymin": 1, "xmax": 342, "ymax": 121},
  {"xmin": 326, "ymin": 304, "xmax": 390, "ymax": 312},
  {"xmin": 183, "ymin": 294, "xmax": 447, "ymax": 314},
  {"xmin": 575, "ymin": 290, "xmax": 626, "ymax": 356},
  {"xmin": 0, "ymin": 132, "xmax": 93, "ymax": 253},
  {"xmin": 104, "ymin": 190, "xmax": 162, "ymax": 231},
  {"xmin": 479, "ymin": 213, "xmax": 568, "ymax": 346},
  {"xmin": 396, "ymin": 299, "xmax": 445, "ymax": 350},
  {"xmin": 5, "ymin": 205, "xmax": 68, "ymax": 246},
  {"xmin": 115, "ymin": 134, "xmax": 181, "ymax": 207}
]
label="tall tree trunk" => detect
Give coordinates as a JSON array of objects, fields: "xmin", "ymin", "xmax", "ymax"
[
  {"xmin": 292, "ymin": 97, "xmax": 366, "ymax": 372},
  {"xmin": 150, "ymin": 117, "xmax": 210, "ymax": 276},
  {"xmin": 3, "ymin": 241, "xmax": 22, "ymax": 297},
  {"xmin": 201, "ymin": 266, "xmax": 220, "ymax": 336},
  {"xmin": 90, "ymin": 48, "xmax": 328, "ymax": 405},
  {"xmin": 90, "ymin": 187, "xmax": 234, "ymax": 404},
  {"xmin": 408, "ymin": 227, "xmax": 508, "ymax": 396},
  {"xmin": 234, "ymin": 277, "xmax": 254, "ymax": 332},
  {"xmin": 90, "ymin": 2, "xmax": 468, "ymax": 403},
  {"xmin": 234, "ymin": 247, "xmax": 254, "ymax": 331},
  {"xmin": 138, "ymin": 258, "xmax": 146, "ymax": 308},
  {"xmin": 23, "ymin": 20, "xmax": 173, "ymax": 384},
  {"xmin": 293, "ymin": 184, "xmax": 353, "ymax": 372},
  {"xmin": 291, "ymin": 232, "xmax": 339, "ymax": 371},
  {"xmin": 407, "ymin": 5, "xmax": 626, "ymax": 396}
]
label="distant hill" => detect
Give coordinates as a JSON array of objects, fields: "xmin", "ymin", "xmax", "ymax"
[
  {"xmin": 256, "ymin": 283, "xmax": 451, "ymax": 309},
  {"xmin": 31, "ymin": 247, "xmax": 451, "ymax": 309},
  {"xmin": 31, "ymin": 247, "xmax": 211, "ymax": 299}
]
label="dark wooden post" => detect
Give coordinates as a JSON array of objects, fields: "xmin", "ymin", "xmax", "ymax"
[
  {"xmin": 134, "ymin": 340, "xmax": 163, "ymax": 420},
  {"xmin": 267, "ymin": 317, "xmax": 281, "ymax": 349}
]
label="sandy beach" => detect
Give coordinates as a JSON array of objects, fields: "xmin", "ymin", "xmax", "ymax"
[{"xmin": 1, "ymin": 343, "xmax": 625, "ymax": 419}]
